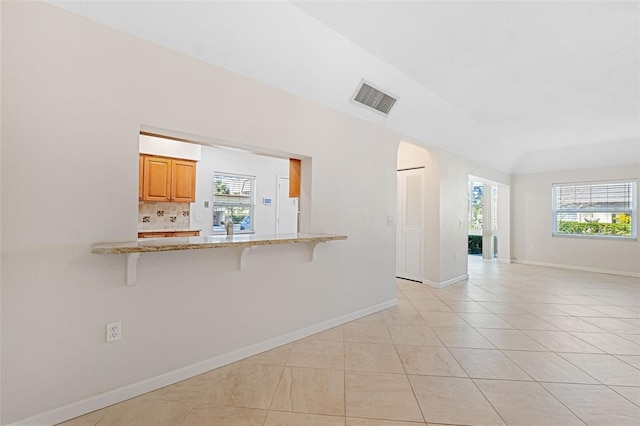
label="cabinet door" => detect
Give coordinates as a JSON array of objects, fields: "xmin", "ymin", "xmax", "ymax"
[
  {"xmin": 289, "ymin": 158, "xmax": 301, "ymax": 198},
  {"xmin": 139, "ymin": 155, "xmax": 144, "ymax": 200},
  {"xmin": 171, "ymin": 159, "xmax": 196, "ymax": 203},
  {"xmin": 142, "ymin": 156, "xmax": 172, "ymax": 201},
  {"xmin": 138, "ymin": 232, "xmax": 172, "ymax": 238},
  {"xmin": 173, "ymin": 231, "xmax": 200, "ymax": 237}
]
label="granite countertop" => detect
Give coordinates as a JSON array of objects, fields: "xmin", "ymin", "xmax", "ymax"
[{"xmin": 92, "ymin": 233, "xmax": 347, "ymax": 254}]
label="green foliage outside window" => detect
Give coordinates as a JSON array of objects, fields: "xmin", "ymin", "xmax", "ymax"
[
  {"xmin": 214, "ymin": 179, "xmax": 230, "ymax": 195},
  {"xmin": 468, "ymin": 235, "xmax": 482, "ymax": 254},
  {"xmin": 469, "ymin": 184, "xmax": 483, "ymax": 231},
  {"xmin": 613, "ymin": 213, "xmax": 631, "ymax": 224},
  {"xmin": 557, "ymin": 221, "xmax": 632, "ymax": 236}
]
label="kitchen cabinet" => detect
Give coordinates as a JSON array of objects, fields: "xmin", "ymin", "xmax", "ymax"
[
  {"xmin": 138, "ymin": 230, "xmax": 200, "ymax": 238},
  {"xmin": 139, "ymin": 155, "xmax": 144, "ymax": 200},
  {"xmin": 140, "ymin": 155, "xmax": 196, "ymax": 202},
  {"xmin": 289, "ymin": 158, "xmax": 301, "ymax": 198},
  {"xmin": 138, "ymin": 232, "xmax": 173, "ymax": 238},
  {"xmin": 141, "ymin": 155, "xmax": 171, "ymax": 201},
  {"xmin": 171, "ymin": 159, "xmax": 197, "ymax": 202},
  {"xmin": 173, "ymin": 231, "xmax": 200, "ymax": 237}
]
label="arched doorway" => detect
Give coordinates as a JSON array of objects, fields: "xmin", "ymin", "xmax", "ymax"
[{"xmin": 396, "ymin": 141, "xmax": 439, "ymax": 283}]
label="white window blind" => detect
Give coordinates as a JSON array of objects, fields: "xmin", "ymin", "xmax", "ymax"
[{"xmin": 552, "ymin": 180, "xmax": 637, "ymax": 238}]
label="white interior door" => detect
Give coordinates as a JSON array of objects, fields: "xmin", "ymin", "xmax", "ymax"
[
  {"xmin": 277, "ymin": 176, "xmax": 298, "ymax": 233},
  {"xmin": 397, "ymin": 168, "xmax": 424, "ymax": 281}
]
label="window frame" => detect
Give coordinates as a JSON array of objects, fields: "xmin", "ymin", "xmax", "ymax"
[
  {"xmin": 468, "ymin": 181, "xmax": 484, "ymax": 236},
  {"xmin": 551, "ymin": 179, "xmax": 637, "ymax": 240},
  {"xmin": 213, "ymin": 172, "xmax": 256, "ymax": 234}
]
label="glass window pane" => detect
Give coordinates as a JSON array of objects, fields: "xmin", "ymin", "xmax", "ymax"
[
  {"xmin": 468, "ymin": 182, "xmax": 483, "ymax": 234},
  {"xmin": 556, "ymin": 214, "xmax": 633, "ymax": 237},
  {"xmin": 213, "ymin": 173, "xmax": 254, "ymax": 233},
  {"xmin": 553, "ymin": 180, "xmax": 636, "ymax": 238}
]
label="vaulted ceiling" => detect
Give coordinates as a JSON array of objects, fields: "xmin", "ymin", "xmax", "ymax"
[{"xmin": 48, "ymin": 1, "xmax": 639, "ymax": 174}]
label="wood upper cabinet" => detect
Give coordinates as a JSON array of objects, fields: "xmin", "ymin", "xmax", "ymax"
[
  {"xmin": 289, "ymin": 158, "xmax": 301, "ymax": 198},
  {"xmin": 142, "ymin": 155, "xmax": 172, "ymax": 201},
  {"xmin": 139, "ymin": 155, "xmax": 144, "ymax": 200},
  {"xmin": 140, "ymin": 155, "xmax": 196, "ymax": 202},
  {"xmin": 171, "ymin": 159, "xmax": 196, "ymax": 203}
]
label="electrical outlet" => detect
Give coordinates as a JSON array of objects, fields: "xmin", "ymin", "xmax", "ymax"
[
  {"xmin": 386, "ymin": 216, "xmax": 394, "ymax": 226},
  {"xmin": 106, "ymin": 321, "xmax": 121, "ymax": 343}
]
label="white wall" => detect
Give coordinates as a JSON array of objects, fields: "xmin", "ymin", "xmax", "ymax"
[
  {"xmin": 436, "ymin": 150, "xmax": 472, "ymax": 285},
  {"xmin": 397, "ymin": 142, "xmax": 430, "ymax": 170},
  {"xmin": 139, "ymin": 134, "xmax": 202, "ymax": 161},
  {"xmin": 192, "ymin": 146, "xmax": 289, "ymax": 235},
  {"xmin": 1, "ymin": 2, "xmax": 399, "ymax": 423},
  {"xmin": 497, "ymin": 186, "xmax": 511, "ymax": 263},
  {"xmin": 512, "ymin": 164, "xmax": 640, "ymax": 276}
]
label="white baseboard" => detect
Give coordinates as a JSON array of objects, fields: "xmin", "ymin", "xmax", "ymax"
[
  {"xmin": 423, "ymin": 274, "xmax": 469, "ymax": 289},
  {"xmin": 8, "ymin": 299, "xmax": 397, "ymax": 426},
  {"xmin": 497, "ymin": 258, "xmax": 512, "ymax": 264},
  {"xmin": 514, "ymin": 260, "xmax": 640, "ymax": 278}
]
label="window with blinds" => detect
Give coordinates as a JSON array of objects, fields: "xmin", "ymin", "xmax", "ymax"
[
  {"xmin": 213, "ymin": 173, "xmax": 255, "ymax": 233},
  {"xmin": 552, "ymin": 180, "xmax": 637, "ymax": 238}
]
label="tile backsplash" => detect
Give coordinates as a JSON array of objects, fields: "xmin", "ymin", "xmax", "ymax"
[{"xmin": 138, "ymin": 201, "xmax": 190, "ymax": 230}]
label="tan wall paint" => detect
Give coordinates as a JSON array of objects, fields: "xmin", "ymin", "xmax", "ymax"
[
  {"xmin": 436, "ymin": 150, "xmax": 471, "ymax": 283},
  {"xmin": 5, "ymin": 2, "xmax": 633, "ymax": 423},
  {"xmin": 1, "ymin": 2, "xmax": 401, "ymax": 422},
  {"xmin": 512, "ymin": 164, "xmax": 640, "ymax": 275}
]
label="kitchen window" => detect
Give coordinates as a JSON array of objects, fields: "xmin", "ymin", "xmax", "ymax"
[
  {"xmin": 213, "ymin": 173, "xmax": 255, "ymax": 233},
  {"xmin": 552, "ymin": 179, "xmax": 637, "ymax": 239}
]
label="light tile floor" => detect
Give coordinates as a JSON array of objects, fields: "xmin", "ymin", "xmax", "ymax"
[{"xmin": 60, "ymin": 257, "xmax": 640, "ymax": 425}]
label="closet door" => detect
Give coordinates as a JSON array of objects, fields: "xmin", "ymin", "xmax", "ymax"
[{"xmin": 397, "ymin": 168, "xmax": 424, "ymax": 281}]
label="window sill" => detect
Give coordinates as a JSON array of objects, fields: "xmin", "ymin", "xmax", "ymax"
[{"xmin": 552, "ymin": 233, "xmax": 637, "ymax": 241}]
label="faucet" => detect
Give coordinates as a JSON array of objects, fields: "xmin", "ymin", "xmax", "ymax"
[{"xmin": 221, "ymin": 220, "xmax": 234, "ymax": 235}]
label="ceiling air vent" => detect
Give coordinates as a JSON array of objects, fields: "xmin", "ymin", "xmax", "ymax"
[{"xmin": 351, "ymin": 80, "xmax": 398, "ymax": 116}]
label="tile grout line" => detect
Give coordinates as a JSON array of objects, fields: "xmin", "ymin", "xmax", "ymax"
[
  {"xmin": 606, "ymin": 384, "xmax": 640, "ymax": 408},
  {"xmin": 342, "ymin": 332, "xmax": 346, "ymax": 423},
  {"xmin": 385, "ymin": 315, "xmax": 428, "ymax": 425}
]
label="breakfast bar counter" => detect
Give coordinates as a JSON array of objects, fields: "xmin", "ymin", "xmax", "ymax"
[{"xmin": 92, "ymin": 233, "xmax": 347, "ymax": 284}]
